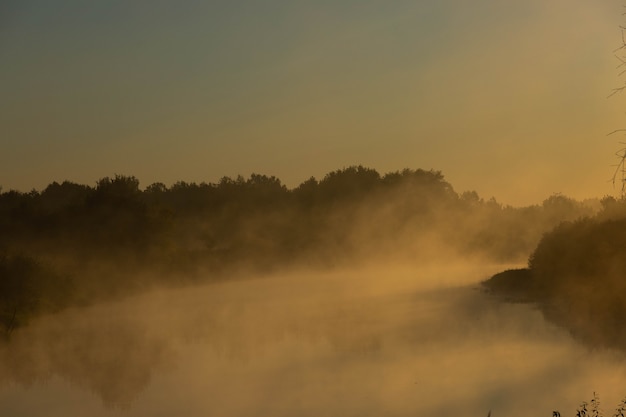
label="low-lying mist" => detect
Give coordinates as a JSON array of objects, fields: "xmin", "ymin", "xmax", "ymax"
[
  {"xmin": 2, "ymin": 263, "xmax": 626, "ymax": 417},
  {"xmin": 2, "ymin": 166, "xmax": 622, "ymax": 416}
]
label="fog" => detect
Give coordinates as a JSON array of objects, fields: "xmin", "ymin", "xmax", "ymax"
[
  {"xmin": 1, "ymin": 262, "xmax": 625, "ymax": 417},
  {"xmin": 0, "ymin": 171, "xmax": 620, "ymax": 416}
]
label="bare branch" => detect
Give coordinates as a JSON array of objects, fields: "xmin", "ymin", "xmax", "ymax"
[
  {"xmin": 607, "ymin": 129, "xmax": 626, "ymax": 136},
  {"xmin": 608, "ymin": 88, "xmax": 625, "ymax": 98}
]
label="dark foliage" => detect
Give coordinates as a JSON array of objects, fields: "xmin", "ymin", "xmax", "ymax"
[
  {"xmin": 482, "ymin": 268, "xmax": 533, "ymax": 302},
  {"xmin": 485, "ymin": 199, "xmax": 626, "ymax": 350},
  {"xmin": 0, "ymin": 254, "xmax": 73, "ymax": 338},
  {"xmin": 0, "ymin": 167, "xmax": 594, "ymax": 334}
]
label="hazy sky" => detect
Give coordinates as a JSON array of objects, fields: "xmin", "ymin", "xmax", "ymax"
[{"xmin": 2, "ymin": 0, "xmax": 625, "ymax": 205}]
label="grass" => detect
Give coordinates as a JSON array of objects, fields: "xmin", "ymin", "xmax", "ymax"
[
  {"xmin": 486, "ymin": 393, "xmax": 626, "ymax": 417},
  {"xmin": 555, "ymin": 392, "xmax": 626, "ymax": 417}
]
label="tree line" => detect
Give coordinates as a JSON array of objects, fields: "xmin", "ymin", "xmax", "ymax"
[{"xmin": 0, "ymin": 166, "xmax": 596, "ymax": 336}]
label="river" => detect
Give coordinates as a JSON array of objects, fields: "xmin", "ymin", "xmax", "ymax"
[{"xmin": 1, "ymin": 263, "xmax": 625, "ymax": 417}]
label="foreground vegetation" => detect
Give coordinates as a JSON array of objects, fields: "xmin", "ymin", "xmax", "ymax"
[
  {"xmin": 552, "ymin": 392, "xmax": 626, "ymax": 417},
  {"xmin": 0, "ymin": 166, "xmax": 596, "ymax": 335}
]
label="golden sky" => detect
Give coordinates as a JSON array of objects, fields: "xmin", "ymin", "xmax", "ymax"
[{"xmin": 1, "ymin": 0, "xmax": 625, "ymax": 205}]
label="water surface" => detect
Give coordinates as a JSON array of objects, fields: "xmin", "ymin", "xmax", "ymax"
[{"xmin": 1, "ymin": 264, "xmax": 624, "ymax": 416}]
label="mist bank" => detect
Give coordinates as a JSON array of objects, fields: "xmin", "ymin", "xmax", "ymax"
[
  {"xmin": 484, "ymin": 197, "xmax": 626, "ymax": 351},
  {"xmin": 3, "ymin": 265, "xmax": 625, "ymax": 416},
  {"xmin": 0, "ymin": 166, "xmax": 596, "ymax": 335}
]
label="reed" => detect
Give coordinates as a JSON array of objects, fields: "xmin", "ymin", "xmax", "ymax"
[
  {"xmin": 555, "ymin": 392, "xmax": 626, "ymax": 417},
  {"xmin": 487, "ymin": 393, "xmax": 626, "ymax": 417}
]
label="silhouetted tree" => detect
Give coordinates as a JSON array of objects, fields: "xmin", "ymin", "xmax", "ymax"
[{"xmin": 318, "ymin": 166, "xmax": 381, "ymax": 202}]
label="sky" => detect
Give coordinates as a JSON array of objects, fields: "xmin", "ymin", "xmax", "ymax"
[{"xmin": 1, "ymin": 0, "xmax": 625, "ymax": 205}]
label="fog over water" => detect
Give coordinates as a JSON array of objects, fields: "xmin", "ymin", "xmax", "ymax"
[
  {"xmin": 2, "ymin": 1, "xmax": 624, "ymax": 413},
  {"xmin": 1, "ymin": 262, "xmax": 625, "ymax": 417}
]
